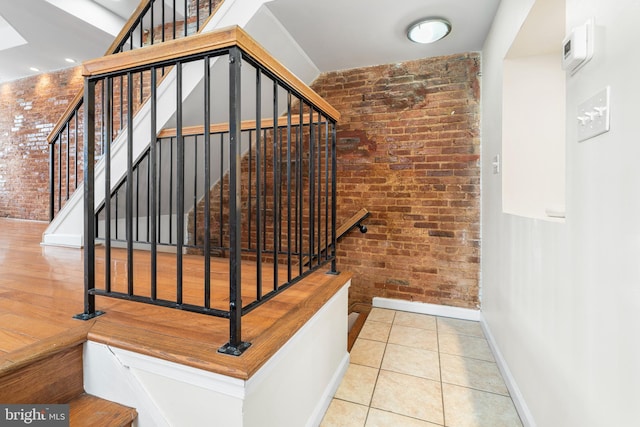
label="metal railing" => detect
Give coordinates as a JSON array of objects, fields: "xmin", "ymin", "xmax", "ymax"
[
  {"xmin": 76, "ymin": 27, "xmax": 341, "ymax": 356},
  {"xmin": 48, "ymin": 0, "xmax": 223, "ymax": 221}
]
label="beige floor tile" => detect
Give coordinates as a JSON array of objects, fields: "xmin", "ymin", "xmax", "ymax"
[
  {"xmin": 381, "ymin": 343, "xmax": 440, "ymax": 381},
  {"xmin": 442, "ymin": 383, "xmax": 522, "ymax": 427},
  {"xmin": 371, "ymin": 370, "xmax": 444, "ymax": 425},
  {"xmin": 388, "ymin": 324, "xmax": 438, "ymax": 351},
  {"xmin": 438, "ymin": 333, "xmax": 494, "ymax": 362},
  {"xmin": 350, "ymin": 338, "xmax": 387, "ymax": 368},
  {"xmin": 440, "ymin": 353, "xmax": 508, "ymax": 395},
  {"xmin": 437, "ymin": 317, "xmax": 484, "ymax": 337},
  {"xmin": 359, "ymin": 320, "xmax": 392, "ymax": 342},
  {"xmin": 368, "ymin": 308, "xmax": 396, "ymax": 323},
  {"xmin": 335, "ymin": 364, "xmax": 379, "ymax": 406},
  {"xmin": 394, "ymin": 311, "xmax": 437, "ymax": 330},
  {"xmin": 320, "ymin": 399, "xmax": 369, "ymax": 427},
  {"xmin": 365, "ymin": 408, "xmax": 442, "ymax": 427}
]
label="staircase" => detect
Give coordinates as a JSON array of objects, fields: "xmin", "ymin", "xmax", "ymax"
[
  {"xmin": 43, "ymin": 0, "xmax": 322, "ymax": 248},
  {"xmin": 0, "ymin": 327, "xmax": 136, "ymax": 426},
  {"xmin": 43, "ymin": 0, "xmax": 267, "ymax": 247}
]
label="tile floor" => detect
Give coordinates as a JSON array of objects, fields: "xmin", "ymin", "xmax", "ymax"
[{"xmin": 320, "ymin": 308, "xmax": 523, "ymax": 427}]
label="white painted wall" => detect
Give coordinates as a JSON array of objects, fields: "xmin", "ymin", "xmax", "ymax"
[
  {"xmin": 482, "ymin": 0, "xmax": 640, "ymax": 426},
  {"xmin": 502, "ymin": 53, "xmax": 566, "ymax": 220}
]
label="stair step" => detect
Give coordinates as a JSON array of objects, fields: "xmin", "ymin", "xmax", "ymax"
[{"xmin": 69, "ymin": 394, "xmax": 137, "ymax": 427}]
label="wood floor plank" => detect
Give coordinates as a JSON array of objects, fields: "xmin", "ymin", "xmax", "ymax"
[{"xmin": 0, "ymin": 330, "xmax": 38, "ymax": 353}]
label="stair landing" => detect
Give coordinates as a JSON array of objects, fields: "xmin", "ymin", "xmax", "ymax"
[{"xmin": 0, "ymin": 218, "xmax": 350, "ymax": 380}]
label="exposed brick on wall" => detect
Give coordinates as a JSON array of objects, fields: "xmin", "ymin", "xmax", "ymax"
[
  {"xmin": 311, "ymin": 53, "xmax": 481, "ymax": 309},
  {"xmin": 0, "ymin": 67, "xmax": 83, "ymax": 220}
]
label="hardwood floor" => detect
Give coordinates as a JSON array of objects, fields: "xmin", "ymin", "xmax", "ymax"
[{"xmin": 0, "ymin": 218, "xmax": 350, "ymax": 380}]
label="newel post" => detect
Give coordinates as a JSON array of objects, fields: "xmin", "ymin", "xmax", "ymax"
[
  {"xmin": 218, "ymin": 46, "xmax": 251, "ymax": 356},
  {"xmin": 75, "ymin": 77, "xmax": 104, "ymax": 321}
]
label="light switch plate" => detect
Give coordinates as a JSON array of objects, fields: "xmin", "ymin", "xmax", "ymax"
[{"xmin": 577, "ymin": 87, "xmax": 610, "ymax": 142}]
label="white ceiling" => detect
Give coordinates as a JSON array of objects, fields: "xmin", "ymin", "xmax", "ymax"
[{"xmin": 0, "ymin": 0, "xmax": 501, "ymax": 83}]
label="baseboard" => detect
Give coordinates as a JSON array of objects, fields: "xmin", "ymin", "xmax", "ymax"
[
  {"xmin": 306, "ymin": 352, "xmax": 350, "ymax": 427},
  {"xmin": 41, "ymin": 233, "xmax": 83, "ymax": 248},
  {"xmin": 480, "ymin": 314, "xmax": 536, "ymax": 427},
  {"xmin": 372, "ymin": 297, "xmax": 480, "ymax": 321}
]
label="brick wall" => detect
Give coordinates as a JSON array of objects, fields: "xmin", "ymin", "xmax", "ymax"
[
  {"xmin": 0, "ymin": 67, "xmax": 83, "ymax": 220},
  {"xmin": 311, "ymin": 53, "xmax": 481, "ymax": 309}
]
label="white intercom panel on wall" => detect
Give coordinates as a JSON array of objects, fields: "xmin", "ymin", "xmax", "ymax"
[{"xmin": 562, "ymin": 19, "xmax": 594, "ymax": 75}]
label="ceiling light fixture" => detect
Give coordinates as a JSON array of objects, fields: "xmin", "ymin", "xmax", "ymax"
[
  {"xmin": 29, "ymin": 67, "xmax": 40, "ymax": 72},
  {"xmin": 407, "ymin": 18, "xmax": 451, "ymax": 44},
  {"xmin": 65, "ymin": 58, "xmax": 76, "ymax": 64}
]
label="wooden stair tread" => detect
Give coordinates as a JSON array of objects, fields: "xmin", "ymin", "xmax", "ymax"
[{"xmin": 69, "ymin": 394, "xmax": 137, "ymax": 427}]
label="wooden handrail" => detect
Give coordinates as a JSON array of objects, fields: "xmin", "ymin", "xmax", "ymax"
[
  {"xmin": 301, "ymin": 208, "xmax": 370, "ymax": 267},
  {"xmin": 47, "ymin": 0, "xmax": 226, "ymax": 144},
  {"xmin": 47, "ymin": 0, "xmax": 153, "ymax": 144},
  {"xmin": 81, "ymin": 26, "xmax": 341, "ymax": 122},
  {"xmin": 157, "ymin": 114, "xmax": 318, "ymax": 138}
]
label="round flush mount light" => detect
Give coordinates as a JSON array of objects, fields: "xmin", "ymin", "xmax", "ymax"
[{"xmin": 407, "ymin": 18, "xmax": 451, "ymax": 44}]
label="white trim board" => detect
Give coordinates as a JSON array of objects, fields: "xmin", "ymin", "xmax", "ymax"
[
  {"xmin": 480, "ymin": 314, "xmax": 536, "ymax": 427},
  {"xmin": 372, "ymin": 297, "xmax": 481, "ymax": 321}
]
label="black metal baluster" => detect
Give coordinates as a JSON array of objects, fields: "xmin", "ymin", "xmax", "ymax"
[
  {"xmin": 193, "ymin": 135, "xmax": 198, "ymax": 247},
  {"xmin": 65, "ymin": 124, "xmax": 70, "ymax": 200},
  {"xmin": 324, "ymin": 117, "xmax": 330, "ymax": 262},
  {"xmin": 169, "ymin": 136, "xmax": 174, "ymax": 244},
  {"xmin": 219, "ymin": 133, "xmax": 223, "ymax": 249},
  {"xmin": 263, "ymin": 128, "xmax": 267, "ymax": 251},
  {"xmin": 158, "ymin": 137, "xmax": 163, "ymax": 245},
  {"xmin": 105, "ymin": 77, "xmax": 113, "ymax": 293},
  {"xmin": 316, "ymin": 112, "xmax": 322, "ymax": 264},
  {"xmin": 136, "ymin": 154, "xmax": 140, "ymax": 242},
  {"xmin": 204, "ymin": 56, "xmax": 211, "ymax": 309},
  {"xmin": 330, "ymin": 121, "xmax": 338, "ymax": 274},
  {"xmin": 162, "ymin": 0, "xmax": 166, "ymax": 43},
  {"xmin": 150, "ymin": 66, "xmax": 158, "ymax": 300},
  {"xmin": 272, "ymin": 80, "xmax": 279, "ymax": 291},
  {"xmin": 286, "ymin": 92, "xmax": 292, "ymax": 282},
  {"xmin": 49, "ymin": 142, "xmax": 55, "ymax": 220},
  {"xmin": 248, "ymin": 131, "xmax": 252, "ymax": 250},
  {"xmin": 196, "ymin": 0, "xmax": 200, "ymax": 32},
  {"xmin": 126, "ymin": 72, "xmax": 134, "ymax": 296},
  {"xmin": 297, "ymin": 101, "xmax": 304, "ymax": 274},
  {"xmin": 58, "ymin": 126, "xmax": 62, "ymax": 212},
  {"xmin": 308, "ymin": 109, "xmax": 315, "ymax": 269},
  {"xmin": 255, "ymin": 69, "xmax": 263, "ymax": 300},
  {"xmin": 176, "ymin": 62, "xmax": 184, "ymax": 305},
  {"xmin": 74, "ymin": 110, "xmax": 79, "ymax": 190},
  {"xmin": 183, "ymin": 0, "xmax": 188, "ymax": 37}
]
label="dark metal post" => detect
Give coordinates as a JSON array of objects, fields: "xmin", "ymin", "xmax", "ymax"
[
  {"xmin": 49, "ymin": 143, "xmax": 55, "ymax": 221},
  {"xmin": 104, "ymin": 78, "xmax": 112, "ymax": 293},
  {"xmin": 330, "ymin": 121, "xmax": 338, "ymax": 274},
  {"xmin": 75, "ymin": 77, "xmax": 104, "ymax": 320},
  {"xmin": 176, "ymin": 63, "xmax": 184, "ymax": 305},
  {"xmin": 150, "ymin": 67, "xmax": 158, "ymax": 300},
  {"xmin": 204, "ymin": 57, "xmax": 211, "ymax": 308},
  {"xmin": 126, "ymin": 72, "xmax": 135, "ymax": 296},
  {"xmin": 219, "ymin": 47, "xmax": 250, "ymax": 356}
]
